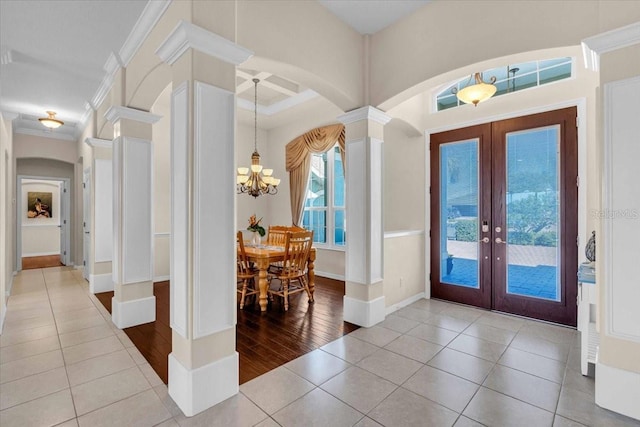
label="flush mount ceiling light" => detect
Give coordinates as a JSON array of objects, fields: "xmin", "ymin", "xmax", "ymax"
[
  {"xmin": 452, "ymin": 72, "xmax": 497, "ymax": 106},
  {"xmin": 237, "ymin": 78, "xmax": 280, "ymax": 198},
  {"xmin": 38, "ymin": 111, "xmax": 64, "ymax": 129}
]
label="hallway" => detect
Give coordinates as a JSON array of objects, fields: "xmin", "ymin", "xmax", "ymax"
[{"xmin": 2, "ymin": 267, "xmax": 639, "ymax": 426}]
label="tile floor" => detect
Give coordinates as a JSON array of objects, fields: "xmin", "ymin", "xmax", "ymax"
[{"xmin": 1, "ymin": 267, "xmax": 639, "ymax": 427}]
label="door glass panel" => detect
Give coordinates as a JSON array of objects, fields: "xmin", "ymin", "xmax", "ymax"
[
  {"xmin": 506, "ymin": 126, "xmax": 561, "ymax": 301},
  {"xmin": 440, "ymin": 140, "xmax": 479, "ymax": 288}
]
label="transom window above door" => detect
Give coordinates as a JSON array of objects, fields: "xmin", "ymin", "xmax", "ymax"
[{"xmin": 435, "ymin": 57, "xmax": 573, "ymax": 111}]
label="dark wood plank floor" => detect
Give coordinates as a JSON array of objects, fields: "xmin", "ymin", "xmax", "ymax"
[
  {"xmin": 95, "ymin": 276, "xmax": 358, "ymax": 385},
  {"xmin": 22, "ymin": 255, "xmax": 64, "ymax": 270}
]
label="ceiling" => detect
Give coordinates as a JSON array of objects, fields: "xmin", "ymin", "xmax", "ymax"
[{"xmin": 0, "ymin": 0, "xmax": 430, "ymax": 140}]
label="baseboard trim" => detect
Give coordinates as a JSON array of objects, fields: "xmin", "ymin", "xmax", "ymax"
[
  {"xmin": 596, "ymin": 361, "xmax": 640, "ymax": 420},
  {"xmin": 22, "ymin": 251, "xmax": 60, "ymax": 257},
  {"xmin": 111, "ymin": 296, "xmax": 156, "ymax": 329},
  {"xmin": 385, "ymin": 292, "xmax": 426, "ymax": 316},
  {"xmin": 0, "ymin": 304, "xmax": 6, "ymax": 333},
  {"xmin": 90, "ymin": 273, "xmax": 114, "ymax": 294},
  {"xmin": 315, "ymin": 271, "xmax": 345, "ymax": 281},
  {"xmin": 343, "ymin": 295, "xmax": 386, "ymax": 327},
  {"xmin": 168, "ymin": 352, "xmax": 239, "ymax": 417}
]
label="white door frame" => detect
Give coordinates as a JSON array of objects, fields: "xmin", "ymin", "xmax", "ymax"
[
  {"xmin": 83, "ymin": 167, "xmax": 91, "ymax": 280},
  {"xmin": 16, "ymin": 175, "xmax": 71, "ymax": 271}
]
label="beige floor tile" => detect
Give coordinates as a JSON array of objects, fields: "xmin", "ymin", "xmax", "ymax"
[
  {"xmin": 427, "ymin": 348, "xmax": 494, "ymax": 384},
  {"xmin": 3, "ymin": 304, "xmax": 53, "ymax": 323},
  {"xmin": 139, "ymin": 363, "xmax": 164, "ymax": 387},
  {"xmin": 284, "ymin": 349, "xmax": 351, "ymax": 386},
  {"xmin": 127, "ymin": 346, "xmax": 148, "ymax": 365},
  {"xmin": 475, "ymin": 312, "xmax": 525, "ymax": 332},
  {"xmin": 394, "ymin": 306, "xmax": 434, "ymax": 323},
  {"xmin": 71, "ymin": 366, "xmax": 151, "ymax": 415},
  {"xmin": 556, "ymin": 386, "xmax": 639, "ymax": 427},
  {"xmin": 348, "ymin": 325, "xmax": 401, "ymax": 347},
  {"xmin": 54, "ymin": 419, "xmax": 79, "ymax": 427},
  {"xmin": 0, "ymin": 349, "xmax": 64, "ymax": 384},
  {"xmin": 320, "ymin": 335, "xmax": 379, "ymax": 364},
  {"xmin": 54, "ymin": 307, "xmax": 102, "ymax": 323},
  {"xmin": 240, "ymin": 366, "xmax": 315, "ymax": 415},
  {"xmin": 0, "ymin": 389, "xmax": 75, "ymax": 427},
  {"xmin": 425, "ymin": 313, "xmax": 473, "ymax": 332},
  {"xmin": 377, "ymin": 314, "xmax": 420, "ymax": 333},
  {"xmin": 56, "ymin": 315, "xmax": 108, "ymax": 334},
  {"xmin": 383, "ymin": 334, "xmax": 443, "ymax": 363},
  {"xmin": 115, "ymin": 331, "xmax": 135, "ymax": 348},
  {"xmin": 77, "ymin": 389, "xmax": 171, "ymax": 427},
  {"xmin": 521, "ymin": 322, "xmax": 576, "ymax": 345},
  {"xmin": 512, "ymin": 330, "xmax": 571, "ymax": 362},
  {"xmin": 356, "ymin": 348, "xmax": 422, "ymax": 385},
  {"xmin": 408, "ymin": 298, "xmax": 449, "ymax": 313},
  {"xmin": 447, "ymin": 334, "xmax": 508, "ymax": 362},
  {"xmin": 562, "ymin": 365, "xmax": 595, "ymax": 397},
  {"xmin": 553, "ymin": 415, "xmax": 587, "ymax": 426},
  {"xmin": 406, "ymin": 323, "xmax": 459, "ymax": 346},
  {"xmin": 254, "ymin": 418, "xmax": 281, "ymax": 427},
  {"xmin": 273, "ymin": 388, "xmax": 363, "ymax": 427},
  {"xmin": 62, "ymin": 335, "xmax": 123, "ymax": 365},
  {"xmin": 174, "ymin": 392, "xmax": 267, "ymax": 427},
  {"xmin": 454, "ymin": 416, "xmax": 485, "ymax": 427},
  {"xmin": 321, "ymin": 366, "xmax": 396, "ymax": 413},
  {"xmin": 403, "ymin": 365, "xmax": 479, "ymax": 412},
  {"xmin": 0, "ymin": 366, "xmax": 69, "ymax": 410},
  {"xmin": 0, "ymin": 324, "xmax": 58, "ymax": 348},
  {"xmin": 498, "ymin": 347, "xmax": 565, "ymax": 384},
  {"xmin": 154, "ymin": 419, "xmax": 179, "ymax": 427},
  {"xmin": 3, "ymin": 313, "xmax": 56, "ymax": 332},
  {"xmin": 463, "ymin": 387, "xmax": 554, "ymax": 427},
  {"xmin": 483, "ymin": 364, "xmax": 561, "ymax": 412},
  {"xmin": 66, "ymin": 349, "xmax": 136, "ymax": 386},
  {"xmin": 0, "ymin": 334, "xmax": 60, "ymax": 364},
  {"xmin": 59, "ymin": 324, "xmax": 114, "ymax": 348},
  {"xmin": 153, "ymin": 385, "xmax": 183, "ymax": 418},
  {"xmin": 439, "ymin": 305, "xmax": 485, "ymax": 323},
  {"xmin": 353, "ymin": 417, "xmax": 384, "ymax": 427},
  {"xmin": 369, "ymin": 387, "xmax": 458, "ymax": 427},
  {"xmin": 464, "ymin": 322, "xmax": 517, "ymax": 346}
]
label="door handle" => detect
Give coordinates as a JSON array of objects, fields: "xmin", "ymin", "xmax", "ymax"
[
  {"xmin": 480, "ymin": 237, "xmax": 490, "ymax": 243},
  {"xmin": 495, "ymin": 237, "xmax": 507, "ymax": 244}
]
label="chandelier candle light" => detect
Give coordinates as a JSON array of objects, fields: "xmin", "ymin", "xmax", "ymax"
[
  {"xmin": 237, "ymin": 78, "xmax": 280, "ymax": 197},
  {"xmin": 452, "ymin": 72, "xmax": 497, "ymax": 106}
]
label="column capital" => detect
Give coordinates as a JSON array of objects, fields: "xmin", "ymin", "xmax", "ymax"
[
  {"xmin": 338, "ymin": 106, "xmax": 392, "ymax": 126},
  {"xmin": 84, "ymin": 137, "xmax": 112, "ymax": 149},
  {"xmin": 156, "ymin": 20, "xmax": 253, "ymax": 66},
  {"xmin": 104, "ymin": 106, "xmax": 161, "ymax": 125},
  {"xmin": 582, "ymin": 21, "xmax": 640, "ymax": 71}
]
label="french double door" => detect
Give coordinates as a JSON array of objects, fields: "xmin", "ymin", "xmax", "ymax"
[{"xmin": 430, "ymin": 108, "xmax": 578, "ymax": 326}]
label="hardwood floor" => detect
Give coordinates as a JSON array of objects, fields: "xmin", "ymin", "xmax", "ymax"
[
  {"xmin": 22, "ymin": 255, "xmax": 63, "ymax": 270},
  {"xmin": 95, "ymin": 276, "xmax": 358, "ymax": 385}
]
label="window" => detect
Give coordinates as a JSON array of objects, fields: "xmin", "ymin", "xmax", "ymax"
[
  {"xmin": 436, "ymin": 57, "xmax": 573, "ymax": 111},
  {"xmin": 302, "ymin": 145, "xmax": 345, "ymax": 247}
]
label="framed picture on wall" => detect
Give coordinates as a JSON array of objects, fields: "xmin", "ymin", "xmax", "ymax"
[{"xmin": 27, "ymin": 192, "xmax": 52, "ymax": 218}]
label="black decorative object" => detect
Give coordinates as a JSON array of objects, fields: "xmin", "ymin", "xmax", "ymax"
[{"xmin": 585, "ymin": 230, "xmax": 596, "ymax": 262}]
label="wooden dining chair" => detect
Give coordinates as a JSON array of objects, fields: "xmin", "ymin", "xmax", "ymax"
[
  {"xmin": 268, "ymin": 230, "xmax": 314, "ymax": 311},
  {"xmin": 237, "ymin": 231, "xmax": 258, "ymax": 309},
  {"xmin": 267, "ymin": 225, "xmax": 308, "ymax": 273}
]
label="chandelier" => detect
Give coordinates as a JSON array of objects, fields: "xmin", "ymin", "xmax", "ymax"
[
  {"xmin": 237, "ymin": 78, "xmax": 280, "ymax": 197},
  {"xmin": 452, "ymin": 72, "xmax": 497, "ymax": 106},
  {"xmin": 38, "ymin": 111, "xmax": 64, "ymax": 129}
]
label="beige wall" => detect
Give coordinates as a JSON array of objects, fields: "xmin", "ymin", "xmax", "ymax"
[
  {"xmin": 21, "ymin": 180, "xmax": 61, "ymax": 257},
  {"xmin": 384, "ymin": 232, "xmax": 426, "ymax": 308},
  {"xmin": 597, "ymin": 43, "xmax": 640, "ymax": 374},
  {"xmin": 0, "ymin": 114, "xmax": 15, "ymax": 328},
  {"xmin": 371, "ymin": 0, "xmax": 640, "ymax": 109}
]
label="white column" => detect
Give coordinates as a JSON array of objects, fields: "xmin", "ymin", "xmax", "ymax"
[
  {"xmin": 338, "ymin": 106, "xmax": 391, "ymax": 327},
  {"xmin": 156, "ymin": 17, "xmax": 252, "ymax": 416},
  {"xmin": 105, "ymin": 106, "xmax": 161, "ymax": 329},
  {"xmin": 84, "ymin": 138, "xmax": 113, "ymax": 294}
]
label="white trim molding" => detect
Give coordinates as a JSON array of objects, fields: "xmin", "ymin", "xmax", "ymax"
[
  {"xmin": 385, "ymin": 292, "xmax": 426, "ymax": 316},
  {"xmin": 343, "ymin": 295, "xmax": 386, "ymax": 327},
  {"xmin": 111, "ymin": 296, "xmax": 156, "ymax": 329},
  {"xmin": 119, "ymin": 0, "xmax": 171, "ymax": 66},
  {"xmin": 384, "ymin": 230, "xmax": 424, "ymax": 239},
  {"xmin": 582, "ymin": 21, "xmax": 640, "ymax": 71},
  {"xmin": 156, "ymin": 20, "xmax": 254, "ymax": 66},
  {"xmin": 84, "ymin": 137, "xmax": 112, "ymax": 149},
  {"xmin": 168, "ymin": 352, "xmax": 239, "ymax": 417},
  {"xmin": 14, "ymin": 127, "xmax": 76, "ymax": 142},
  {"xmin": 104, "ymin": 106, "xmax": 162, "ymax": 125},
  {"xmin": 89, "ymin": 273, "xmax": 114, "ymax": 294},
  {"xmin": 596, "ymin": 362, "xmax": 640, "ymax": 421},
  {"xmin": 237, "ymin": 89, "xmax": 319, "ymax": 116},
  {"xmin": 315, "ymin": 271, "xmax": 345, "ymax": 281},
  {"xmin": 338, "ymin": 106, "xmax": 392, "ymax": 126}
]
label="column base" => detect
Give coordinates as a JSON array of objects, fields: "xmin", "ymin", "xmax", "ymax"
[
  {"xmin": 90, "ymin": 273, "xmax": 114, "ymax": 294},
  {"xmin": 111, "ymin": 296, "xmax": 155, "ymax": 329},
  {"xmin": 168, "ymin": 352, "xmax": 239, "ymax": 417},
  {"xmin": 595, "ymin": 362, "xmax": 640, "ymax": 420},
  {"xmin": 343, "ymin": 295, "xmax": 385, "ymax": 327}
]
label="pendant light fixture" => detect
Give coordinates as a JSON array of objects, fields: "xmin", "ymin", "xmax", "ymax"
[
  {"xmin": 38, "ymin": 111, "xmax": 64, "ymax": 129},
  {"xmin": 237, "ymin": 78, "xmax": 280, "ymax": 197},
  {"xmin": 452, "ymin": 72, "xmax": 497, "ymax": 106}
]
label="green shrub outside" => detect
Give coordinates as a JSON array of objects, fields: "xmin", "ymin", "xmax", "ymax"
[
  {"xmin": 534, "ymin": 231, "xmax": 557, "ymax": 247},
  {"xmin": 455, "ymin": 219, "xmax": 477, "ymax": 242}
]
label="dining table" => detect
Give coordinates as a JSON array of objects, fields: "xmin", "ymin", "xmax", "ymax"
[{"xmin": 241, "ymin": 243, "xmax": 316, "ymax": 312}]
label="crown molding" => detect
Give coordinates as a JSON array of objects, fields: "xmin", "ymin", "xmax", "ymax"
[
  {"xmin": 237, "ymin": 89, "xmax": 319, "ymax": 116},
  {"xmin": 120, "ymin": 0, "xmax": 172, "ymax": 66},
  {"xmin": 104, "ymin": 106, "xmax": 162, "ymax": 124},
  {"xmin": 156, "ymin": 20, "xmax": 253, "ymax": 66},
  {"xmin": 338, "ymin": 106, "xmax": 392, "ymax": 125},
  {"xmin": 85, "ymin": 137, "xmax": 112, "ymax": 148},
  {"xmin": 582, "ymin": 21, "xmax": 640, "ymax": 71},
  {"xmin": 14, "ymin": 127, "xmax": 76, "ymax": 142},
  {"xmin": 1, "ymin": 111, "xmax": 19, "ymax": 121}
]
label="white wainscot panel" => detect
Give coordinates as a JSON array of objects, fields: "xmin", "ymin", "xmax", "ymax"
[
  {"xmin": 369, "ymin": 137, "xmax": 383, "ymax": 283},
  {"xmin": 94, "ymin": 159, "xmax": 113, "ymax": 262},
  {"xmin": 346, "ymin": 138, "xmax": 367, "ymax": 284}
]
